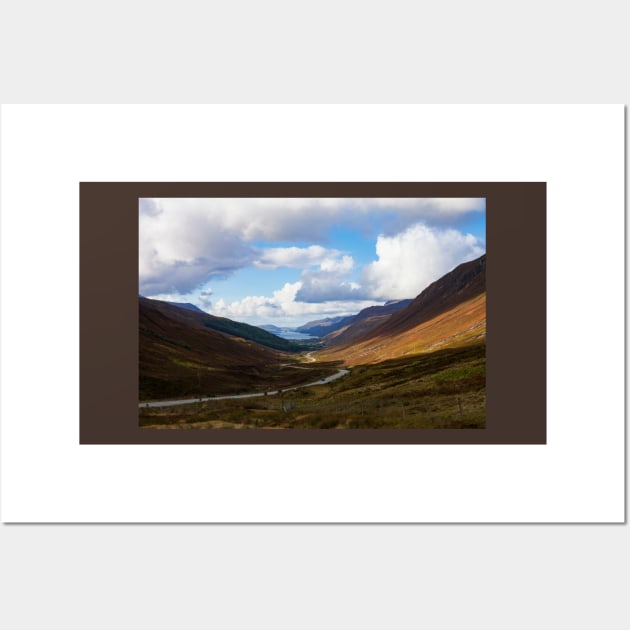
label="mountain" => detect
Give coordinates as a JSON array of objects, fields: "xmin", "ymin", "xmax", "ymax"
[
  {"xmin": 139, "ymin": 297, "xmax": 285, "ymax": 400},
  {"xmin": 259, "ymin": 324, "xmax": 283, "ymax": 333},
  {"xmin": 373, "ymin": 255, "xmax": 485, "ymax": 338},
  {"xmin": 320, "ymin": 255, "xmax": 486, "ymax": 365},
  {"xmin": 166, "ymin": 301, "xmax": 206, "ymax": 313},
  {"xmin": 200, "ymin": 315, "xmax": 309, "ymax": 352},
  {"xmin": 141, "ymin": 298, "xmax": 306, "ymax": 353},
  {"xmin": 295, "ymin": 315, "xmax": 350, "ymax": 337},
  {"xmin": 298, "ymin": 300, "xmax": 413, "ymax": 341},
  {"xmin": 322, "ymin": 299, "xmax": 413, "ymax": 346}
]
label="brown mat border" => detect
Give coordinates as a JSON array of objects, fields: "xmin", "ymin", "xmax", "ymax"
[{"xmin": 80, "ymin": 182, "xmax": 546, "ymax": 444}]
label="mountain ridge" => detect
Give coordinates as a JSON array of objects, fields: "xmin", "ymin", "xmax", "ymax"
[
  {"xmin": 368, "ymin": 254, "xmax": 486, "ymax": 340},
  {"xmin": 141, "ymin": 297, "xmax": 310, "ymax": 352},
  {"xmin": 166, "ymin": 301, "xmax": 206, "ymax": 313},
  {"xmin": 320, "ymin": 254, "xmax": 486, "ymax": 365},
  {"xmin": 295, "ymin": 315, "xmax": 349, "ymax": 337},
  {"xmin": 296, "ymin": 299, "xmax": 413, "ymax": 340},
  {"xmin": 139, "ymin": 297, "xmax": 286, "ymax": 400},
  {"xmin": 322, "ymin": 299, "xmax": 413, "ymax": 346}
]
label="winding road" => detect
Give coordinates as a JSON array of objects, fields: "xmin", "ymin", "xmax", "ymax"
[{"xmin": 139, "ymin": 356, "xmax": 349, "ymax": 409}]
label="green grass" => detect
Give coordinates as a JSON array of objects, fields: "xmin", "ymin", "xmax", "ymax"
[{"xmin": 433, "ymin": 364, "xmax": 485, "ymax": 381}]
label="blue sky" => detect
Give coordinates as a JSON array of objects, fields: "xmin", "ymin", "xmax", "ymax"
[{"xmin": 139, "ymin": 198, "xmax": 486, "ymax": 326}]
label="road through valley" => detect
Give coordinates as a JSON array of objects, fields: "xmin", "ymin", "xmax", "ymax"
[{"xmin": 139, "ymin": 361, "xmax": 349, "ymax": 408}]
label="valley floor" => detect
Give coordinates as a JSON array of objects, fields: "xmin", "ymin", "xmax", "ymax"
[{"xmin": 139, "ymin": 343, "xmax": 486, "ymax": 430}]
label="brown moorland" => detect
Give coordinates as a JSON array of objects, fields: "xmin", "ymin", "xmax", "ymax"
[
  {"xmin": 319, "ymin": 255, "xmax": 486, "ymax": 366},
  {"xmin": 140, "ymin": 298, "xmax": 332, "ymax": 401}
]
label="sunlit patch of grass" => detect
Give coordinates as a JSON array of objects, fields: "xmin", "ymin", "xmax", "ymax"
[{"xmin": 433, "ymin": 364, "xmax": 485, "ymax": 381}]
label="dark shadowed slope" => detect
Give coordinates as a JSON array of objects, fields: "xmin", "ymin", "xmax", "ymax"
[
  {"xmin": 140, "ymin": 298, "xmax": 287, "ymax": 400},
  {"xmin": 141, "ymin": 297, "xmax": 306, "ymax": 352}
]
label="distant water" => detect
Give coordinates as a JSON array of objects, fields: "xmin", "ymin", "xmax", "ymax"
[{"xmin": 275, "ymin": 329, "xmax": 316, "ymax": 341}]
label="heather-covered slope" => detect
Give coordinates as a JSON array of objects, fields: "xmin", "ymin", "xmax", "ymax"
[
  {"xmin": 322, "ymin": 299, "xmax": 412, "ymax": 346},
  {"xmin": 140, "ymin": 298, "xmax": 289, "ymax": 400},
  {"xmin": 320, "ymin": 255, "xmax": 486, "ymax": 365},
  {"xmin": 141, "ymin": 297, "xmax": 308, "ymax": 352}
]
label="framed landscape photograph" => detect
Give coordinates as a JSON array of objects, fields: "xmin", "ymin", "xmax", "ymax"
[
  {"xmin": 138, "ymin": 197, "xmax": 487, "ymax": 431},
  {"xmin": 81, "ymin": 182, "xmax": 546, "ymax": 445}
]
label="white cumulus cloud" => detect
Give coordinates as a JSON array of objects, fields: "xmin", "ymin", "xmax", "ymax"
[
  {"xmin": 210, "ymin": 280, "xmax": 380, "ymax": 325},
  {"xmin": 361, "ymin": 223, "xmax": 485, "ymax": 300},
  {"xmin": 253, "ymin": 245, "xmax": 341, "ymax": 269},
  {"xmin": 320, "ymin": 255, "xmax": 354, "ymax": 273},
  {"xmin": 139, "ymin": 194, "xmax": 486, "ymax": 330}
]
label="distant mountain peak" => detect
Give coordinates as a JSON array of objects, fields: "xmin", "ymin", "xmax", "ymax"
[{"xmin": 321, "ymin": 299, "xmax": 413, "ymax": 346}]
